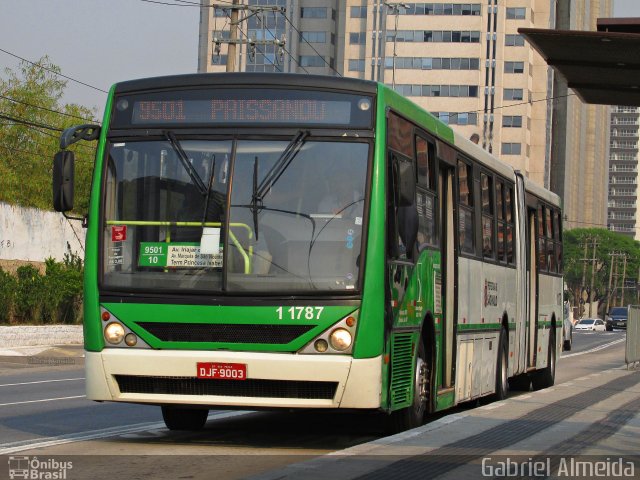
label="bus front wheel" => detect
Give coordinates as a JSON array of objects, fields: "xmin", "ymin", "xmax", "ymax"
[
  {"xmin": 387, "ymin": 340, "xmax": 429, "ymax": 433},
  {"xmin": 161, "ymin": 406, "xmax": 209, "ymax": 431}
]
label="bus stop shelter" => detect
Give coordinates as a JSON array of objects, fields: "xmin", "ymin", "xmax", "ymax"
[{"xmin": 519, "ymin": 18, "xmax": 640, "ymax": 106}]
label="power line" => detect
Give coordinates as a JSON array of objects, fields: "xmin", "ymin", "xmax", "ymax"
[
  {"xmin": 0, "ymin": 143, "xmax": 51, "ymax": 162},
  {"xmin": 0, "ymin": 118, "xmax": 95, "ymax": 152},
  {"xmin": 0, "ymin": 112, "xmax": 62, "ymax": 132},
  {"xmin": 0, "ymin": 48, "xmax": 108, "ymax": 94},
  {"xmin": 468, "ymin": 92, "xmax": 578, "ymax": 115},
  {"xmin": 143, "ymin": 0, "xmax": 310, "ymax": 74},
  {"xmin": 234, "ymin": 20, "xmax": 283, "ymax": 72},
  {"xmin": 140, "ymin": 0, "xmax": 236, "ymax": 8},
  {"xmin": 281, "ymin": 13, "xmax": 341, "ymax": 77},
  {"xmin": 0, "ymin": 94, "xmax": 99, "ymax": 123},
  {"xmin": 255, "ymin": 17, "xmax": 309, "ymax": 74}
]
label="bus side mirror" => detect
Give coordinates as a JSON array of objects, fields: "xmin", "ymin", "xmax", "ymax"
[
  {"xmin": 396, "ymin": 161, "xmax": 416, "ymax": 207},
  {"xmin": 53, "ymin": 150, "xmax": 75, "ymax": 212}
]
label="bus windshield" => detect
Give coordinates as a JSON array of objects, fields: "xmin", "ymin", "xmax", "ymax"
[{"xmin": 102, "ymin": 137, "xmax": 369, "ymax": 294}]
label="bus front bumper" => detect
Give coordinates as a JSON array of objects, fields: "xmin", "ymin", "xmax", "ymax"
[{"xmin": 85, "ymin": 349, "xmax": 382, "ymax": 409}]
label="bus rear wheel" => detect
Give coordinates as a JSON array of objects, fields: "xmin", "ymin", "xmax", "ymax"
[
  {"xmin": 532, "ymin": 330, "xmax": 556, "ymax": 390},
  {"xmin": 492, "ymin": 329, "xmax": 509, "ymax": 401},
  {"xmin": 387, "ymin": 340, "xmax": 429, "ymax": 433},
  {"xmin": 161, "ymin": 406, "xmax": 209, "ymax": 431}
]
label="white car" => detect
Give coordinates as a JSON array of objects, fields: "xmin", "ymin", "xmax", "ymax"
[{"xmin": 575, "ymin": 318, "xmax": 606, "ymax": 332}]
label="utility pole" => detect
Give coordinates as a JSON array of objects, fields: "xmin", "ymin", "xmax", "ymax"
[
  {"xmin": 580, "ymin": 238, "xmax": 589, "ymax": 317},
  {"xmin": 209, "ymin": 2, "xmax": 286, "ymax": 72},
  {"xmin": 606, "ymin": 252, "xmax": 616, "ymax": 314},
  {"xmin": 384, "ymin": 3, "xmax": 409, "ymax": 89},
  {"xmin": 588, "ymin": 237, "xmax": 598, "ymax": 317},
  {"xmin": 226, "ymin": 0, "xmax": 240, "ymax": 72},
  {"xmin": 621, "ymin": 254, "xmax": 628, "ymax": 307}
]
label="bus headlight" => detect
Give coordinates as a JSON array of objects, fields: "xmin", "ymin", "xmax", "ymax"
[
  {"xmin": 105, "ymin": 322, "xmax": 125, "ymax": 344},
  {"xmin": 298, "ymin": 311, "xmax": 358, "ymax": 354},
  {"xmin": 329, "ymin": 328, "xmax": 352, "ymax": 351},
  {"xmin": 124, "ymin": 333, "xmax": 138, "ymax": 347}
]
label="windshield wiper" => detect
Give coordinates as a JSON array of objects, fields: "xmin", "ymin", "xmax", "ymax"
[
  {"xmin": 250, "ymin": 130, "xmax": 309, "ymax": 240},
  {"xmin": 164, "ymin": 131, "xmax": 207, "ymax": 196},
  {"xmin": 251, "ymin": 156, "xmax": 260, "ymax": 240},
  {"xmin": 200, "ymin": 153, "xmax": 217, "ymax": 226},
  {"xmin": 255, "ymin": 130, "xmax": 309, "ymax": 201}
]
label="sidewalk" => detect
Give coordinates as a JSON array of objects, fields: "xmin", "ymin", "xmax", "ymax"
[{"xmin": 252, "ymin": 366, "xmax": 640, "ymax": 480}]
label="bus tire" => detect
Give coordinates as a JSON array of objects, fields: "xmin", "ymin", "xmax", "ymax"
[
  {"xmin": 387, "ymin": 340, "xmax": 429, "ymax": 433},
  {"xmin": 532, "ymin": 330, "xmax": 556, "ymax": 390},
  {"xmin": 161, "ymin": 406, "xmax": 209, "ymax": 431},
  {"xmin": 509, "ymin": 374, "xmax": 531, "ymax": 391},
  {"xmin": 492, "ymin": 329, "xmax": 509, "ymax": 401}
]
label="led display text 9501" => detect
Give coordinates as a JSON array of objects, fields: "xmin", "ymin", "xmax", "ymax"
[{"xmin": 132, "ymin": 99, "xmax": 351, "ymax": 125}]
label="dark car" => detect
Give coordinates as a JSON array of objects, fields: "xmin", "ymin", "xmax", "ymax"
[{"xmin": 606, "ymin": 306, "xmax": 628, "ymax": 331}]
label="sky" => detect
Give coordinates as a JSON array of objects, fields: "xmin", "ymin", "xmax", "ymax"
[{"xmin": 1, "ymin": 0, "xmax": 640, "ymax": 118}]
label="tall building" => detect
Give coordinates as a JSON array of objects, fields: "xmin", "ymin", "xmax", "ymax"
[
  {"xmin": 198, "ymin": 1, "xmax": 610, "ymax": 201},
  {"xmin": 608, "ymin": 106, "xmax": 640, "ymax": 239},
  {"xmin": 555, "ymin": 0, "xmax": 611, "ymax": 231}
]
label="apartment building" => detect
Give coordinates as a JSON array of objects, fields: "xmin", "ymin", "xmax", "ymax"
[
  {"xmin": 608, "ymin": 106, "xmax": 640, "ymax": 240},
  {"xmin": 198, "ymin": 0, "xmax": 611, "ymax": 213}
]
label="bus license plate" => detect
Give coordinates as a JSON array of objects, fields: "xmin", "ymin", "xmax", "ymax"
[{"xmin": 197, "ymin": 362, "xmax": 247, "ymax": 381}]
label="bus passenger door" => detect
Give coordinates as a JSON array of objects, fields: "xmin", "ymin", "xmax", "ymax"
[
  {"xmin": 527, "ymin": 209, "xmax": 539, "ymax": 368},
  {"xmin": 440, "ymin": 166, "xmax": 456, "ymax": 389},
  {"xmin": 515, "ymin": 173, "xmax": 528, "ymax": 373}
]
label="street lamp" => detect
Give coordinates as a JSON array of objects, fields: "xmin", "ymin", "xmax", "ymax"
[{"xmin": 384, "ymin": 3, "xmax": 410, "ymax": 89}]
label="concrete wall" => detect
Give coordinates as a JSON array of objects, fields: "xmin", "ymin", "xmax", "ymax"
[
  {"xmin": 0, "ymin": 325, "xmax": 83, "ymax": 347},
  {"xmin": 0, "ymin": 202, "xmax": 84, "ymax": 269}
]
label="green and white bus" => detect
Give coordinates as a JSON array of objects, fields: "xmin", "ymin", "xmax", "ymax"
[{"xmin": 53, "ymin": 73, "xmax": 562, "ymax": 431}]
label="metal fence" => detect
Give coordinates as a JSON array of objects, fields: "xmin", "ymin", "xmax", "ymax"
[{"xmin": 627, "ymin": 305, "xmax": 640, "ymax": 369}]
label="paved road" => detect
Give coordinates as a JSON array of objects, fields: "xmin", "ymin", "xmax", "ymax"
[{"xmin": 0, "ymin": 330, "xmax": 629, "ymax": 479}]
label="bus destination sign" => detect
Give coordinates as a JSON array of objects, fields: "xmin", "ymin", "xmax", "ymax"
[
  {"xmin": 112, "ymin": 88, "xmax": 373, "ymax": 128},
  {"xmin": 133, "ymin": 99, "xmax": 351, "ymax": 125}
]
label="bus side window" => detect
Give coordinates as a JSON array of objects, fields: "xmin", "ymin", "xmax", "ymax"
[
  {"xmin": 457, "ymin": 160, "xmax": 475, "ymax": 255},
  {"xmin": 415, "ymin": 136, "xmax": 437, "ymax": 249},
  {"xmin": 537, "ymin": 205, "xmax": 547, "ymax": 271},
  {"xmin": 481, "ymin": 172, "xmax": 494, "ymax": 259},
  {"xmin": 554, "ymin": 210, "xmax": 563, "ymax": 272},
  {"xmin": 545, "ymin": 206, "xmax": 556, "ymax": 272},
  {"xmin": 496, "ymin": 180, "xmax": 505, "ymax": 262},
  {"xmin": 505, "ymin": 184, "xmax": 515, "ymax": 264}
]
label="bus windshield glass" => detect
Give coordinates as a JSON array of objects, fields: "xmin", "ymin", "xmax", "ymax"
[{"xmin": 102, "ymin": 138, "xmax": 369, "ymax": 294}]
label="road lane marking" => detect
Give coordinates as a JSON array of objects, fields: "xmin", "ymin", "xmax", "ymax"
[
  {"xmin": 0, "ymin": 395, "xmax": 86, "ymax": 407},
  {"xmin": 0, "ymin": 378, "xmax": 84, "ymax": 388},
  {"xmin": 0, "ymin": 411, "xmax": 251, "ymax": 454},
  {"xmin": 561, "ymin": 338, "xmax": 626, "ymax": 358}
]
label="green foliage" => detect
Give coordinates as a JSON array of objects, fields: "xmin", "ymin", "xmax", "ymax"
[
  {"xmin": 0, "ymin": 56, "xmax": 98, "ymax": 212},
  {"xmin": 0, "ymin": 269, "xmax": 17, "ymax": 322},
  {"xmin": 563, "ymin": 228, "xmax": 640, "ymax": 310},
  {"xmin": 14, "ymin": 265, "xmax": 45, "ymax": 321},
  {"xmin": 0, "ymin": 255, "xmax": 83, "ymax": 324}
]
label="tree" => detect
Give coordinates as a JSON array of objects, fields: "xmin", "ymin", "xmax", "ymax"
[
  {"xmin": 563, "ymin": 228, "xmax": 640, "ymax": 314},
  {"xmin": 0, "ymin": 56, "xmax": 98, "ymax": 212}
]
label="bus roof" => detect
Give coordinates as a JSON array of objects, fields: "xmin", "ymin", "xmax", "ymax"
[
  {"xmin": 453, "ymin": 119, "xmax": 561, "ymax": 208},
  {"xmin": 113, "ymin": 72, "xmax": 378, "ymax": 96}
]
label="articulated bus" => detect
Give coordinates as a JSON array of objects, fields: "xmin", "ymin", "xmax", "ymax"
[{"xmin": 53, "ymin": 74, "xmax": 562, "ymax": 432}]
